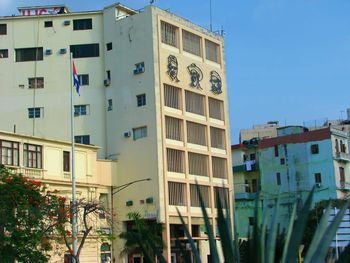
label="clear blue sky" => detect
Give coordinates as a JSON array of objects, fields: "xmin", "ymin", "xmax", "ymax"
[{"xmin": 1, "ymin": 0, "xmax": 350, "ymax": 143}]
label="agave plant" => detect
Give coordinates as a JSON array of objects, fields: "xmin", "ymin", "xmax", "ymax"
[{"xmin": 126, "ymin": 185, "xmax": 350, "ymax": 262}]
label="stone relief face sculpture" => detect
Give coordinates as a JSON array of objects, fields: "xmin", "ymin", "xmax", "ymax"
[
  {"xmin": 187, "ymin": 63, "xmax": 203, "ymax": 90},
  {"xmin": 167, "ymin": 55, "xmax": 179, "ymax": 82},
  {"xmin": 210, "ymin": 71, "xmax": 222, "ymax": 94}
]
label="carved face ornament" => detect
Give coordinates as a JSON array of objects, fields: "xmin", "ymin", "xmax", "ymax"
[
  {"xmin": 187, "ymin": 63, "xmax": 203, "ymax": 90},
  {"xmin": 210, "ymin": 71, "xmax": 222, "ymax": 94},
  {"xmin": 167, "ymin": 55, "xmax": 179, "ymax": 82}
]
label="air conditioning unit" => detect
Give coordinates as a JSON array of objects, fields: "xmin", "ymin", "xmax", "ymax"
[
  {"xmin": 104, "ymin": 79, "xmax": 110, "ymax": 86},
  {"xmin": 45, "ymin": 49, "xmax": 52, "ymax": 55},
  {"xmin": 59, "ymin": 48, "xmax": 67, "ymax": 54},
  {"xmin": 63, "ymin": 20, "xmax": 70, "ymax": 26},
  {"xmin": 124, "ymin": 131, "xmax": 131, "ymax": 138}
]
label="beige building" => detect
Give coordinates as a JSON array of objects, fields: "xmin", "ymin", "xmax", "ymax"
[
  {"xmin": 0, "ymin": 130, "xmax": 116, "ymax": 263},
  {"xmin": 239, "ymin": 121, "xmax": 279, "ymax": 143},
  {"xmin": 0, "ymin": 3, "xmax": 233, "ymax": 262}
]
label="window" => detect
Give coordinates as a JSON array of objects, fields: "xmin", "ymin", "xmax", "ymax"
[
  {"xmin": 182, "ymin": 30, "xmax": 201, "ymax": 56},
  {"xmin": 106, "ymin": 42, "xmax": 112, "ymax": 51},
  {"xmin": 168, "ymin": 182, "xmax": 186, "ymax": 206},
  {"xmin": 28, "ymin": 77, "xmax": 44, "ymax": 89},
  {"xmin": 276, "ymin": 172, "xmax": 281, "ymax": 185},
  {"xmin": 314, "ymin": 173, "xmax": 322, "ymax": 184},
  {"xmin": 311, "ymin": 144, "xmax": 319, "ymax": 154},
  {"xmin": 70, "ymin": 44, "xmax": 99, "ymax": 58},
  {"xmin": 0, "ymin": 140, "xmax": 19, "ymax": 166},
  {"xmin": 188, "ymin": 152, "xmax": 209, "ymax": 177},
  {"xmin": 340, "ymin": 168, "xmax": 345, "ymax": 183},
  {"xmin": 133, "ymin": 126, "xmax": 147, "ymax": 140},
  {"xmin": 164, "ymin": 84, "xmax": 181, "ymax": 109},
  {"xmin": 190, "ymin": 184, "xmax": 210, "ymax": 207},
  {"xmin": 208, "ymin": 98, "xmax": 224, "ymax": 121},
  {"xmin": 15, "ymin": 47, "xmax": 43, "ymax": 62},
  {"xmin": 136, "ymin": 94, "xmax": 146, "ymax": 107},
  {"xmin": 161, "ymin": 21, "xmax": 178, "ymax": 47},
  {"xmin": 107, "ymin": 99, "xmax": 113, "ymax": 111},
  {"xmin": 74, "ymin": 105, "xmax": 89, "ymax": 116},
  {"xmin": 77, "ymin": 74, "xmax": 89, "ymax": 86},
  {"xmin": 185, "ymin": 91, "xmax": 205, "ymax": 116},
  {"xmin": 28, "ymin": 107, "xmax": 43, "ymax": 118},
  {"xmin": 249, "ymin": 217, "xmax": 254, "ymax": 226},
  {"xmin": 63, "ymin": 151, "xmax": 70, "ymax": 172},
  {"xmin": 280, "ymin": 158, "xmax": 285, "ymax": 165},
  {"xmin": 167, "ymin": 148, "xmax": 185, "ymax": 173},
  {"xmin": 106, "ymin": 70, "xmax": 111, "ymax": 80},
  {"xmin": 340, "ymin": 141, "xmax": 347, "ymax": 153},
  {"xmin": 250, "ymin": 153, "xmax": 256, "ymax": 161},
  {"xmin": 274, "ymin": 145, "xmax": 279, "ymax": 157},
  {"xmin": 212, "ymin": 156, "xmax": 227, "ymax": 179},
  {"xmin": 44, "ymin": 21, "xmax": 53, "ymax": 27},
  {"xmin": 0, "ymin": 49, "xmax": 8, "ymax": 58},
  {"xmin": 0, "ymin": 24, "xmax": 7, "ymax": 35},
  {"xmin": 214, "ymin": 187, "xmax": 229, "ymax": 208},
  {"xmin": 74, "ymin": 135, "xmax": 90, "ymax": 144},
  {"xmin": 205, "ymin": 39, "xmax": 220, "ymax": 63},
  {"xmin": 165, "ymin": 116, "xmax": 183, "ymax": 141},
  {"xmin": 252, "ymin": 179, "xmax": 258, "ymax": 192},
  {"xmin": 187, "ymin": 121, "xmax": 207, "ymax": 146},
  {"xmin": 210, "ymin": 127, "xmax": 226, "ymax": 149},
  {"xmin": 23, "ymin": 143, "xmax": 42, "ymax": 168},
  {"xmin": 133, "ymin": 62, "xmax": 145, "ymax": 74},
  {"xmin": 73, "ymin": 19, "xmax": 92, "ymax": 30}
]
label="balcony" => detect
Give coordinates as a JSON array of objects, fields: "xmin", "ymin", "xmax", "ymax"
[
  {"xmin": 338, "ymin": 182, "xmax": 350, "ymax": 191},
  {"xmin": 235, "ymin": 192, "xmax": 257, "ymax": 200},
  {"xmin": 7, "ymin": 166, "xmax": 45, "ymax": 179},
  {"xmin": 334, "ymin": 152, "xmax": 350, "ymax": 162},
  {"xmin": 233, "ymin": 161, "xmax": 259, "ymax": 173}
]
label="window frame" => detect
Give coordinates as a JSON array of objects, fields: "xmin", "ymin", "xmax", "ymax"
[
  {"xmin": 0, "ymin": 49, "xmax": 8, "ymax": 58},
  {"xmin": 74, "ymin": 105, "xmax": 89, "ymax": 116},
  {"xmin": 0, "ymin": 140, "xmax": 19, "ymax": 166},
  {"xmin": 77, "ymin": 74, "xmax": 89, "ymax": 86},
  {"xmin": 28, "ymin": 77, "xmax": 44, "ymax": 89},
  {"xmin": 0, "ymin": 24, "xmax": 7, "ymax": 35},
  {"xmin": 23, "ymin": 143, "xmax": 42, "ymax": 169},
  {"xmin": 74, "ymin": 135, "xmax": 90, "ymax": 145},
  {"xmin": 136, "ymin": 94, "xmax": 146, "ymax": 107},
  {"xmin": 44, "ymin": 21, "xmax": 53, "ymax": 28},
  {"xmin": 276, "ymin": 172, "xmax": 281, "ymax": 185},
  {"xmin": 63, "ymin": 151, "xmax": 70, "ymax": 172},
  {"xmin": 133, "ymin": 126, "xmax": 147, "ymax": 141},
  {"xmin": 314, "ymin": 173, "xmax": 322, "ymax": 184},
  {"xmin": 28, "ymin": 107, "xmax": 43, "ymax": 119},
  {"xmin": 73, "ymin": 18, "xmax": 93, "ymax": 30},
  {"xmin": 70, "ymin": 44, "xmax": 99, "ymax": 58},
  {"xmin": 106, "ymin": 42, "xmax": 112, "ymax": 51},
  {"xmin": 15, "ymin": 47, "xmax": 43, "ymax": 62},
  {"xmin": 311, "ymin": 144, "xmax": 319, "ymax": 154},
  {"xmin": 160, "ymin": 21, "xmax": 178, "ymax": 47},
  {"xmin": 182, "ymin": 30, "xmax": 202, "ymax": 57}
]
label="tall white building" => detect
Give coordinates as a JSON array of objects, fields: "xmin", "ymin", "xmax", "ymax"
[{"xmin": 0, "ymin": 3, "xmax": 233, "ymax": 262}]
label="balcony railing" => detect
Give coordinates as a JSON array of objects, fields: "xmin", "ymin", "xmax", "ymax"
[
  {"xmin": 334, "ymin": 152, "xmax": 350, "ymax": 162},
  {"xmin": 233, "ymin": 161, "xmax": 259, "ymax": 173},
  {"xmin": 6, "ymin": 166, "xmax": 45, "ymax": 179}
]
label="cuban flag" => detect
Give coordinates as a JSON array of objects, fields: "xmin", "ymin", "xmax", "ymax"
[{"xmin": 72, "ymin": 61, "xmax": 80, "ymax": 96}]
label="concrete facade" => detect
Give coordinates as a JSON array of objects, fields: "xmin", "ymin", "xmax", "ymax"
[{"xmin": 0, "ymin": 4, "xmax": 233, "ymax": 262}]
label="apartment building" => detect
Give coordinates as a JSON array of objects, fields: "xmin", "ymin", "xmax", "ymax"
[
  {"xmin": 239, "ymin": 121, "xmax": 279, "ymax": 143},
  {"xmin": 0, "ymin": 3, "xmax": 233, "ymax": 262},
  {"xmin": 0, "ymin": 130, "xmax": 115, "ymax": 263},
  {"xmin": 232, "ymin": 126, "xmax": 350, "ymax": 237}
]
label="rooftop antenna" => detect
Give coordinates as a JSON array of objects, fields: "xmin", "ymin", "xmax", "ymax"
[{"xmin": 209, "ymin": 0, "xmax": 212, "ymax": 31}]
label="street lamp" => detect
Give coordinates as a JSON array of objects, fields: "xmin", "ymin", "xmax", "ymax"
[{"xmin": 112, "ymin": 178, "xmax": 151, "ymax": 195}]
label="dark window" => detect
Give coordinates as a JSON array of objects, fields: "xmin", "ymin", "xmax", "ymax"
[
  {"xmin": 78, "ymin": 74, "xmax": 89, "ymax": 85},
  {"xmin": 15, "ymin": 47, "xmax": 43, "ymax": 62},
  {"xmin": 0, "ymin": 24, "xmax": 7, "ymax": 35},
  {"xmin": 106, "ymin": 42, "xmax": 112, "ymax": 51},
  {"xmin": 250, "ymin": 153, "xmax": 256, "ymax": 161},
  {"xmin": 249, "ymin": 217, "xmax": 255, "ymax": 226},
  {"xmin": 44, "ymin": 21, "xmax": 53, "ymax": 27},
  {"xmin": 136, "ymin": 94, "xmax": 146, "ymax": 107},
  {"xmin": 335, "ymin": 139, "xmax": 339, "ymax": 153},
  {"xmin": 107, "ymin": 99, "xmax": 113, "ymax": 111},
  {"xmin": 106, "ymin": 70, "xmax": 111, "ymax": 80},
  {"xmin": 340, "ymin": 141, "xmax": 347, "ymax": 153},
  {"xmin": 0, "ymin": 49, "xmax": 8, "ymax": 58},
  {"xmin": 0, "ymin": 140, "xmax": 19, "ymax": 166},
  {"xmin": 311, "ymin": 144, "xmax": 319, "ymax": 154},
  {"xmin": 73, "ymin": 19, "xmax": 92, "ymax": 30},
  {"xmin": 340, "ymin": 168, "xmax": 345, "ymax": 183},
  {"xmin": 276, "ymin": 172, "xmax": 281, "ymax": 185},
  {"xmin": 314, "ymin": 173, "xmax": 322, "ymax": 184},
  {"xmin": 28, "ymin": 77, "xmax": 44, "ymax": 89},
  {"xmin": 74, "ymin": 135, "xmax": 90, "ymax": 145},
  {"xmin": 252, "ymin": 179, "xmax": 258, "ymax": 192},
  {"xmin": 274, "ymin": 145, "xmax": 279, "ymax": 157},
  {"xmin": 280, "ymin": 158, "xmax": 285, "ymax": 165},
  {"xmin": 74, "ymin": 105, "xmax": 89, "ymax": 116},
  {"xmin": 28, "ymin": 107, "xmax": 42, "ymax": 118},
  {"xmin": 161, "ymin": 21, "xmax": 178, "ymax": 47},
  {"xmin": 63, "ymin": 151, "xmax": 70, "ymax": 172},
  {"xmin": 133, "ymin": 62, "xmax": 145, "ymax": 74},
  {"xmin": 23, "ymin": 143, "xmax": 42, "ymax": 168},
  {"xmin": 70, "ymin": 44, "xmax": 99, "ymax": 58},
  {"xmin": 243, "ymin": 154, "xmax": 247, "ymax": 162}
]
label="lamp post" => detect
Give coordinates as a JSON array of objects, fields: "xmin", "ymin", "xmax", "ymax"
[{"xmin": 112, "ymin": 178, "xmax": 152, "ymax": 195}]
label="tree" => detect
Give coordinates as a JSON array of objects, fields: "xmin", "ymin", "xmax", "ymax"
[
  {"xmin": 0, "ymin": 165, "xmax": 64, "ymax": 263},
  {"xmin": 55, "ymin": 198, "xmax": 113, "ymax": 263},
  {"xmin": 119, "ymin": 212, "xmax": 164, "ymax": 263}
]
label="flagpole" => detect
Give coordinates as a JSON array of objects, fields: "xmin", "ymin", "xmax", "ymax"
[{"xmin": 69, "ymin": 52, "xmax": 78, "ymax": 262}]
